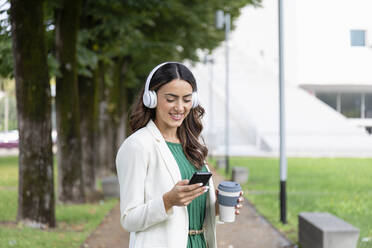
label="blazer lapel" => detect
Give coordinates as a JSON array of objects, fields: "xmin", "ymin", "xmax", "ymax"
[{"xmin": 146, "ymin": 120, "xmax": 182, "ymax": 184}]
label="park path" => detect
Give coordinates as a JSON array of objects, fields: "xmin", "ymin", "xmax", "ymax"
[{"xmin": 81, "ymin": 167, "xmax": 294, "ymax": 248}]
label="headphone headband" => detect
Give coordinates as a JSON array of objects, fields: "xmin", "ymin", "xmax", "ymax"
[
  {"xmin": 144, "ymin": 61, "xmax": 179, "ymax": 94},
  {"xmin": 143, "ymin": 61, "xmax": 199, "ymax": 109}
]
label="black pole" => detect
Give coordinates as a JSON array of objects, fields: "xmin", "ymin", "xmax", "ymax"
[
  {"xmin": 280, "ymin": 180, "xmax": 287, "ymax": 223},
  {"xmin": 278, "ymin": 0, "xmax": 287, "ymax": 224}
]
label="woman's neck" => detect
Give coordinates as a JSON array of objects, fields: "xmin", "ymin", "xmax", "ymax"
[{"xmin": 154, "ymin": 119, "xmax": 179, "ymax": 143}]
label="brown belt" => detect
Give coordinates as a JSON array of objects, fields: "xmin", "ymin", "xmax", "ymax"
[{"xmin": 188, "ymin": 229, "xmax": 204, "ymax": 235}]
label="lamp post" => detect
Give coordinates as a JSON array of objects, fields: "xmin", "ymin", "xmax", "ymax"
[
  {"xmin": 216, "ymin": 10, "xmax": 231, "ymax": 175},
  {"xmin": 278, "ymin": 0, "xmax": 287, "ymax": 224},
  {"xmin": 203, "ymin": 54, "xmax": 215, "ymax": 158}
]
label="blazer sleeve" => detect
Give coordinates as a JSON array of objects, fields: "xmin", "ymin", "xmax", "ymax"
[{"xmin": 116, "ymin": 138, "xmax": 172, "ymax": 232}]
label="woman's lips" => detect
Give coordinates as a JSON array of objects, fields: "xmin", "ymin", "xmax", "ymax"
[{"xmin": 169, "ymin": 113, "xmax": 183, "ymax": 121}]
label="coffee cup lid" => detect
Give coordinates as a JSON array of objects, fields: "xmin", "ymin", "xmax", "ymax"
[{"xmin": 218, "ymin": 181, "xmax": 241, "ymax": 192}]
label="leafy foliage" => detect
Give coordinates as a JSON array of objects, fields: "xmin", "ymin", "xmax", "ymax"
[
  {"xmin": 1, "ymin": 0, "xmax": 260, "ymax": 90},
  {"xmin": 76, "ymin": 0, "xmax": 260, "ymax": 89},
  {"xmin": 0, "ymin": 2, "xmax": 13, "ymax": 79}
]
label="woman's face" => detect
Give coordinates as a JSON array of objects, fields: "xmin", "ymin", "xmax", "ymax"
[{"xmin": 154, "ymin": 79, "xmax": 193, "ymax": 130}]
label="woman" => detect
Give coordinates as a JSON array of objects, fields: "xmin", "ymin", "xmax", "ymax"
[{"xmin": 116, "ymin": 62, "xmax": 243, "ymax": 248}]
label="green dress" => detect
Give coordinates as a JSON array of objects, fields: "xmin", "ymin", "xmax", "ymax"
[{"xmin": 166, "ymin": 141, "xmax": 208, "ymax": 248}]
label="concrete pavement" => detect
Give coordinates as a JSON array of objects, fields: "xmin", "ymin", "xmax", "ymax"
[{"xmin": 82, "ymin": 166, "xmax": 295, "ymax": 248}]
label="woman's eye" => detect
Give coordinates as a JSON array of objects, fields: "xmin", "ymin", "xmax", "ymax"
[
  {"xmin": 166, "ymin": 99, "xmax": 174, "ymax": 103},
  {"xmin": 184, "ymin": 99, "xmax": 191, "ymax": 103}
]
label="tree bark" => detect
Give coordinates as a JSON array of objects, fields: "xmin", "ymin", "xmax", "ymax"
[
  {"xmin": 78, "ymin": 11, "xmax": 102, "ymax": 197},
  {"xmin": 96, "ymin": 59, "xmax": 128, "ymax": 175},
  {"xmin": 106, "ymin": 59, "xmax": 123, "ymax": 172},
  {"xmin": 55, "ymin": 0, "xmax": 84, "ymax": 203},
  {"xmin": 78, "ymin": 71, "xmax": 98, "ymax": 199},
  {"xmin": 10, "ymin": 0, "xmax": 56, "ymax": 227},
  {"xmin": 96, "ymin": 62, "xmax": 111, "ymax": 176},
  {"xmin": 116, "ymin": 60, "xmax": 129, "ymax": 143}
]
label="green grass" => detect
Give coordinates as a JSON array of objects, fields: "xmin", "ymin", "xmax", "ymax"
[
  {"xmin": 212, "ymin": 157, "xmax": 372, "ymax": 248},
  {"xmin": 0, "ymin": 156, "xmax": 118, "ymax": 248}
]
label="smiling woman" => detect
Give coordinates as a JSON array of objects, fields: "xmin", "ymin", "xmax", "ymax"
[
  {"xmin": 116, "ymin": 62, "xmax": 244, "ymax": 247},
  {"xmin": 154, "ymin": 79, "xmax": 193, "ymax": 142},
  {"xmin": 129, "ymin": 62, "xmax": 206, "ymax": 169},
  {"xmin": 116, "ymin": 62, "xmax": 219, "ymax": 248}
]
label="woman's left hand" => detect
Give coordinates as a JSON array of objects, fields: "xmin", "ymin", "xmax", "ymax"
[
  {"xmin": 215, "ymin": 190, "xmax": 244, "ymax": 216},
  {"xmin": 235, "ymin": 191, "xmax": 244, "ymax": 215}
]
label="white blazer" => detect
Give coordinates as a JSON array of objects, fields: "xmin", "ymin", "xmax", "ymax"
[{"xmin": 116, "ymin": 120, "xmax": 217, "ymax": 248}]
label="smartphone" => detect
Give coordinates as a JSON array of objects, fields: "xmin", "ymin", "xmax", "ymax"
[{"xmin": 188, "ymin": 172, "xmax": 212, "ymax": 186}]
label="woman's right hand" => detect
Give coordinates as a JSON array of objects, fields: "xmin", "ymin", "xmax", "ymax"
[{"xmin": 163, "ymin": 180, "xmax": 208, "ymax": 212}]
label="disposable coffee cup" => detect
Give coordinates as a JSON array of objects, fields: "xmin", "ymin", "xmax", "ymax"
[{"xmin": 217, "ymin": 181, "xmax": 242, "ymax": 222}]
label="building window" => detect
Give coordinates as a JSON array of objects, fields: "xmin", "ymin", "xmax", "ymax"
[
  {"xmin": 365, "ymin": 93, "xmax": 372, "ymax": 118},
  {"xmin": 341, "ymin": 93, "xmax": 361, "ymax": 118},
  {"xmin": 315, "ymin": 91, "xmax": 372, "ymax": 119},
  {"xmin": 316, "ymin": 93, "xmax": 338, "ymax": 110},
  {"xmin": 350, "ymin": 30, "xmax": 366, "ymax": 46}
]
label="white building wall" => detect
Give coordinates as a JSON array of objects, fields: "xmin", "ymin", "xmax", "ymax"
[
  {"xmin": 189, "ymin": 0, "xmax": 372, "ymax": 157},
  {"xmin": 240, "ymin": 0, "xmax": 372, "ymax": 86},
  {"xmin": 293, "ymin": 0, "xmax": 372, "ymax": 85}
]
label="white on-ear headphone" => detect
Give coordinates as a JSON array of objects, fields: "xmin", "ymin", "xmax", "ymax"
[{"xmin": 142, "ymin": 62, "xmax": 199, "ymax": 109}]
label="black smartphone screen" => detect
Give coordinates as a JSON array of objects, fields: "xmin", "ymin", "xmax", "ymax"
[{"xmin": 188, "ymin": 172, "xmax": 212, "ymax": 186}]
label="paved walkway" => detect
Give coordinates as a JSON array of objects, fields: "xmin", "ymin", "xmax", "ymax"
[
  {"xmin": 82, "ymin": 167, "xmax": 294, "ymax": 248},
  {"xmin": 0, "ymin": 148, "xmax": 18, "ymax": 157}
]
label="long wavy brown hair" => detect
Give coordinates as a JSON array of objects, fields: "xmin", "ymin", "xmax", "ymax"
[{"xmin": 129, "ymin": 63, "xmax": 208, "ymax": 169}]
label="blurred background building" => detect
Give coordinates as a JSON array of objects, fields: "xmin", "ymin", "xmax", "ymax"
[{"xmin": 191, "ymin": 0, "xmax": 372, "ymax": 157}]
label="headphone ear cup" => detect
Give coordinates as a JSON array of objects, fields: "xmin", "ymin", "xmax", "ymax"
[
  {"xmin": 191, "ymin": 92, "xmax": 199, "ymax": 108},
  {"xmin": 143, "ymin": 91, "xmax": 151, "ymax": 108},
  {"xmin": 149, "ymin": 90, "xmax": 157, "ymax": 108}
]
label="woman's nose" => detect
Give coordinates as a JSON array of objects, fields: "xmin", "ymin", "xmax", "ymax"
[{"xmin": 174, "ymin": 100, "xmax": 184, "ymax": 111}]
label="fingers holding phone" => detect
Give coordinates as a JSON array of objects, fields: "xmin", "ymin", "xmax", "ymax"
[{"xmin": 163, "ymin": 179, "xmax": 208, "ymax": 211}]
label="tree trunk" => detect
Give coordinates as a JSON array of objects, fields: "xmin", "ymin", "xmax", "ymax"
[
  {"xmin": 78, "ymin": 6, "xmax": 101, "ymax": 199},
  {"xmin": 55, "ymin": 0, "xmax": 84, "ymax": 203},
  {"xmin": 117, "ymin": 100, "xmax": 127, "ymax": 146},
  {"xmin": 95, "ymin": 60, "xmax": 124, "ymax": 175},
  {"xmin": 94, "ymin": 58, "xmax": 130, "ymax": 176},
  {"xmin": 117, "ymin": 60, "xmax": 130, "ymax": 143},
  {"xmin": 78, "ymin": 71, "xmax": 98, "ymax": 199},
  {"xmin": 10, "ymin": 0, "xmax": 55, "ymax": 227},
  {"xmin": 96, "ymin": 62, "xmax": 111, "ymax": 177},
  {"xmin": 106, "ymin": 60, "xmax": 122, "ymax": 172}
]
